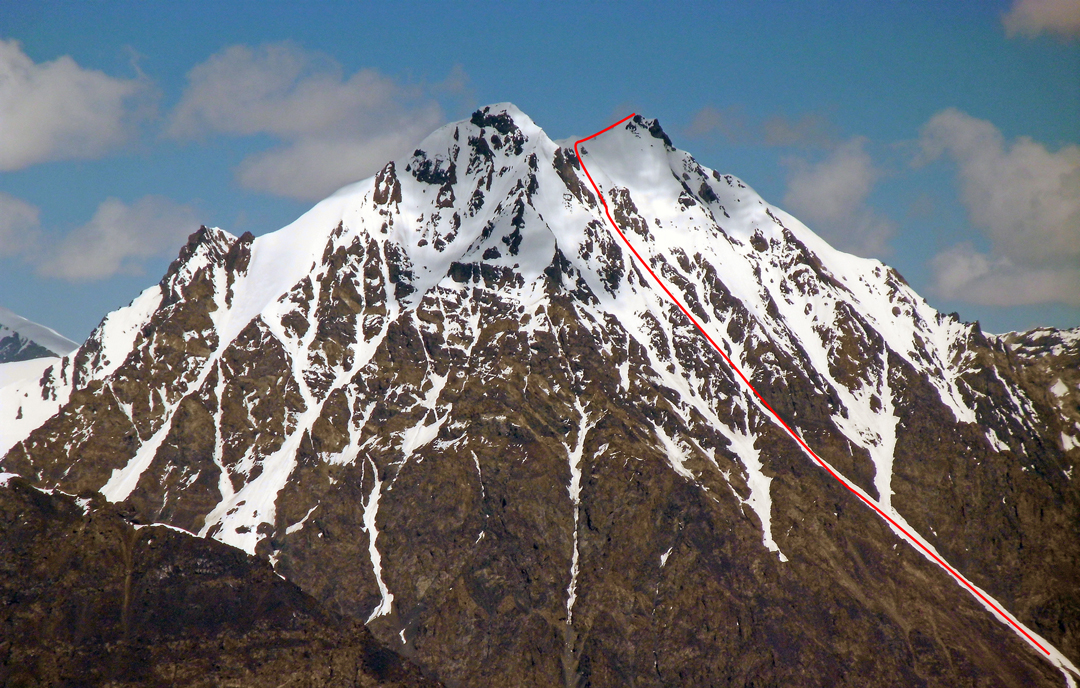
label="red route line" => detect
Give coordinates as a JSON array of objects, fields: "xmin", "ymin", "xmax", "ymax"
[{"xmin": 574, "ymin": 114, "xmax": 1052, "ymax": 658}]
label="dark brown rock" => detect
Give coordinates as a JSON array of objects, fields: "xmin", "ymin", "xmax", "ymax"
[{"xmin": 0, "ymin": 476, "xmax": 439, "ymax": 688}]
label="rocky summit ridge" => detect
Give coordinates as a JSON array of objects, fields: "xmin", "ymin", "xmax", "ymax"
[{"xmin": 1, "ymin": 104, "xmax": 1078, "ymax": 687}]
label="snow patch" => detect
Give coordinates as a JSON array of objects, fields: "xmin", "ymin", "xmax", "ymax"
[
  {"xmin": 0, "ymin": 356, "xmax": 71, "ymax": 456},
  {"xmin": 987, "ymin": 427, "xmax": 1010, "ymax": 453},
  {"xmin": 727, "ymin": 427, "xmax": 787, "ymax": 562},
  {"xmin": 660, "ymin": 546, "xmax": 673, "ymax": 567},
  {"xmin": 652, "ymin": 422, "xmax": 696, "ymax": 481},
  {"xmin": 363, "ymin": 456, "xmax": 394, "ymax": 622},
  {"xmin": 285, "ymin": 504, "xmax": 320, "ymax": 535},
  {"xmin": 1063, "ymin": 433, "xmax": 1078, "ymax": 452},
  {"xmin": 91, "ymin": 286, "xmax": 164, "ymax": 380},
  {"xmin": 565, "ymin": 399, "xmax": 597, "ymax": 625},
  {"xmin": 100, "ymin": 409, "xmax": 175, "ymax": 502}
]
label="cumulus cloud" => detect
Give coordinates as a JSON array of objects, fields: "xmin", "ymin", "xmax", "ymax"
[
  {"xmin": 434, "ymin": 63, "xmax": 473, "ymax": 100},
  {"xmin": 235, "ymin": 130, "xmax": 434, "ymax": 201},
  {"xmin": 931, "ymin": 244, "xmax": 1080, "ymax": 307},
  {"xmin": 168, "ymin": 42, "xmax": 443, "ymax": 201},
  {"xmin": 761, "ymin": 113, "xmax": 837, "ymax": 148},
  {"xmin": 37, "ymin": 196, "xmax": 200, "ymax": 281},
  {"xmin": 684, "ymin": 105, "xmax": 748, "ymax": 142},
  {"xmin": 1003, "ymin": 0, "xmax": 1080, "ymax": 39},
  {"xmin": 781, "ymin": 137, "xmax": 895, "ymax": 257},
  {"xmin": 920, "ymin": 108, "xmax": 1080, "ymax": 306},
  {"xmin": 0, "ymin": 39, "xmax": 146, "ymax": 171},
  {"xmin": 0, "ymin": 192, "xmax": 42, "ymax": 258},
  {"xmin": 684, "ymin": 106, "xmax": 835, "ymax": 148}
]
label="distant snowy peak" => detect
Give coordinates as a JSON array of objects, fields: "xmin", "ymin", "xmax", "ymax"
[{"xmin": 0, "ymin": 306, "xmax": 78, "ymax": 363}]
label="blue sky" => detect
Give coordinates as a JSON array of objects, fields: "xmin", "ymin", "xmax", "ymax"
[{"xmin": 1, "ymin": 0, "xmax": 1078, "ymax": 340}]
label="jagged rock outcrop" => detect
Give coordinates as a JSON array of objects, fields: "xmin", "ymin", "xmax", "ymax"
[{"xmin": 1, "ymin": 105, "xmax": 1077, "ymax": 686}]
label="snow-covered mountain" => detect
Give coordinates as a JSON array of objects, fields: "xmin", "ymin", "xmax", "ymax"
[
  {"xmin": 2, "ymin": 105, "xmax": 1078, "ymax": 687},
  {"xmin": 0, "ymin": 305, "xmax": 77, "ymax": 363}
]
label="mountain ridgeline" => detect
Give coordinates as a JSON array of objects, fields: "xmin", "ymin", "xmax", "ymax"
[
  {"xmin": 0, "ymin": 306, "xmax": 78, "ymax": 364},
  {"xmin": 1, "ymin": 105, "xmax": 1078, "ymax": 687}
]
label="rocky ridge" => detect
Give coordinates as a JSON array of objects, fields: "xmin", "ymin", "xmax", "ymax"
[{"xmin": 1, "ymin": 104, "xmax": 1078, "ymax": 686}]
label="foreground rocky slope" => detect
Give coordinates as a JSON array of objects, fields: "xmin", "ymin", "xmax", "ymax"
[
  {"xmin": 1, "ymin": 105, "xmax": 1077, "ymax": 686},
  {"xmin": 0, "ymin": 474, "xmax": 439, "ymax": 687}
]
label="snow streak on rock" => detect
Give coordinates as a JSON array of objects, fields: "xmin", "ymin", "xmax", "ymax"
[
  {"xmin": 363, "ymin": 456, "xmax": 394, "ymax": 622},
  {"xmin": 565, "ymin": 398, "xmax": 595, "ymax": 624}
]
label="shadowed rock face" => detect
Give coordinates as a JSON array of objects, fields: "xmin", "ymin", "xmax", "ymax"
[
  {"xmin": 0, "ymin": 476, "xmax": 439, "ymax": 688},
  {"xmin": 2, "ymin": 105, "xmax": 1077, "ymax": 687},
  {"xmin": 0, "ymin": 334, "xmax": 53, "ymax": 363}
]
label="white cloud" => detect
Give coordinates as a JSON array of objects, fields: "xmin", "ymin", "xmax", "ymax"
[
  {"xmin": 684, "ymin": 105, "xmax": 747, "ymax": 142},
  {"xmin": 920, "ymin": 108, "xmax": 1080, "ymax": 306},
  {"xmin": 168, "ymin": 42, "xmax": 443, "ymax": 201},
  {"xmin": 931, "ymin": 244, "xmax": 1080, "ymax": 307},
  {"xmin": 1003, "ymin": 0, "xmax": 1080, "ymax": 39},
  {"xmin": 761, "ymin": 112, "xmax": 837, "ymax": 148},
  {"xmin": 782, "ymin": 137, "xmax": 895, "ymax": 257},
  {"xmin": 0, "ymin": 192, "xmax": 42, "ymax": 258},
  {"xmin": 784, "ymin": 138, "xmax": 876, "ymax": 221},
  {"xmin": 0, "ymin": 39, "xmax": 146, "ymax": 171},
  {"xmin": 683, "ymin": 106, "xmax": 835, "ymax": 148},
  {"xmin": 37, "ymin": 196, "xmax": 201, "ymax": 281},
  {"xmin": 235, "ymin": 125, "xmax": 436, "ymax": 201}
]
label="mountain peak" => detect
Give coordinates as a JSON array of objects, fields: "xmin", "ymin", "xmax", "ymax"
[
  {"xmin": 469, "ymin": 102, "xmax": 535, "ymax": 132},
  {"xmin": 627, "ymin": 113, "xmax": 676, "ymax": 150},
  {"xmin": 2, "ymin": 107, "xmax": 1078, "ymax": 686}
]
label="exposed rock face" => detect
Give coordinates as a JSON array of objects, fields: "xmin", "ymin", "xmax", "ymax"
[
  {"xmin": 0, "ymin": 475, "xmax": 439, "ymax": 687},
  {"xmin": 1, "ymin": 105, "xmax": 1077, "ymax": 686}
]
